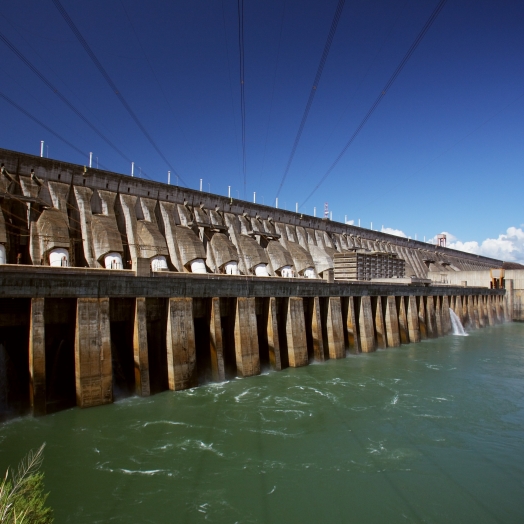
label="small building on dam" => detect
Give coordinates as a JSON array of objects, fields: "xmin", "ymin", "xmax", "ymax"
[{"xmin": 0, "ymin": 148, "xmax": 516, "ymax": 420}]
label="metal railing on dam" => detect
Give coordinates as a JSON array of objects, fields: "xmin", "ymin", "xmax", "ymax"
[{"xmin": 0, "ymin": 264, "xmax": 507, "ymax": 419}]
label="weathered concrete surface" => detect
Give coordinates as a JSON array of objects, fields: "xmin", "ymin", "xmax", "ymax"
[
  {"xmin": 359, "ymin": 296, "xmax": 376, "ymax": 353},
  {"xmin": 285, "ymin": 297, "xmax": 308, "ymax": 367},
  {"xmin": 325, "ymin": 297, "xmax": 345, "ymax": 359},
  {"xmin": 384, "ymin": 296, "xmax": 400, "ymax": 347},
  {"xmin": 397, "ymin": 296, "xmax": 410, "ymax": 344},
  {"xmin": 310, "ymin": 297, "xmax": 325, "ymax": 361},
  {"xmin": 29, "ymin": 297, "xmax": 46, "ymax": 416},
  {"xmin": 234, "ymin": 297, "xmax": 260, "ymax": 377},
  {"xmin": 407, "ymin": 296, "xmax": 421, "ymax": 343},
  {"xmin": 75, "ymin": 298, "xmax": 112, "ymax": 408},
  {"xmin": 166, "ymin": 297, "xmax": 197, "ymax": 390},
  {"xmin": 266, "ymin": 297, "xmax": 282, "ymax": 371},
  {"xmin": 426, "ymin": 296, "xmax": 437, "ymax": 338},
  {"xmin": 374, "ymin": 297, "xmax": 387, "ymax": 350},
  {"xmin": 344, "ymin": 296, "xmax": 361, "ymax": 353},
  {"xmin": 210, "ymin": 297, "xmax": 226, "ymax": 381},
  {"xmin": 133, "ymin": 297, "xmax": 150, "ymax": 396}
]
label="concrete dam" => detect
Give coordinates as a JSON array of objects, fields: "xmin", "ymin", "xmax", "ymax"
[{"xmin": 0, "ymin": 148, "xmax": 511, "ymax": 419}]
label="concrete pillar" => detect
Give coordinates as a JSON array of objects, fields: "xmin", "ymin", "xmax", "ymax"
[
  {"xmin": 133, "ymin": 297, "xmax": 150, "ymax": 396},
  {"xmin": 506, "ymin": 280, "xmax": 514, "ymax": 321},
  {"xmin": 75, "ymin": 298, "xmax": 112, "ymax": 408},
  {"xmin": 234, "ymin": 297, "xmax": 261, "ymax": 376},
  {"xmin": 210, "ymin": 297, "xmax": 226, "ymax": 381},
  {"xmin": 384, "ymin": 296, "xmax": 400, "ymax": 347},
  {"xmin": 417, "ymin": 297, "xmax": 427, "ymax": 340},
  {"xmin": 497, "ymin": 296, "xmax": 505, "ymax": 323},
  {"xmin": 442, "ymin": 295, "xmax": 452, "ymax": 334},
  {"xmin": 462, "ymin": 295, "xmax": 469, "ymax": 327},
  {"xmin": 454, "ymin": 296, "xmax": 464, "ymax": 325},
  {"xmin": 472, "ymin": 295, "xmax": 480, "ymax": 329},
  {"xmin": 29, "ymin": 297, "xmax": 46, "ymax": 416},
  {"xmin": 325, "ymin": 297, "xmax": 345, "ymax": 359},
  {"xmin": 286, "ymin": 297, "xmax": 308, "ymax": 367},
  {"xmin": 311, "ymin": 297, "xmax": 325, "ymax": 361},
  {"xmin": 477, "ymin": 295, "xmax": 485, "ymax": 328},
  {"xmin": 435, "ymin": 296, "xmax": 443, "ymax": 337},
  {"xmin": 425, "ymin": 296, "xmax": 437, "ymax": 338},
  {"xmin": 397, "ymin": 297, "xmax": 410, "ymax": 344},
  {"xmin": 467, "ymin": 296, "xmax": 476, "ymax": 329},
  {"xmin": 373, "ymin": 297, "xmax": 387, "ymax": 349},
  {"xmin": 345, "ymin": 297, "xmax": 361, "ymax": 353},
  {"xmin": 166, "ymin": 297, "xmax": 197, "ymax": 390},
  {"xmin": 407, "ymin": 296, "xmax": 421, "ymax": 343},
  {"xmin": 73, "ymin": 186, "xmax": 97, "ymax": 267},
  {"xmin": 486, "ymin": 296, "xmax": 495, "ymax": 326},
  {"xmin": 266, "ymin": 298, "xmax": 282, "ymax": 370},
  {"xmin": 359, "ymin": 296, "xmax": 376, "ymax": 352}
]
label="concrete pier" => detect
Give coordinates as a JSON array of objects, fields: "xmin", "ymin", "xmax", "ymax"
[
  {"xmin": 75, "ymin": 298, "xmax": 112, "ymax": 408},
  {"xmin": 29, "ymin": 298, "xmax": 46, "ymax": 416}
]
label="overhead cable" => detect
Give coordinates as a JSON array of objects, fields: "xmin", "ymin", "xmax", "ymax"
[
  {"xmin": 301, "ymin": 0, "xmax": 448, "ymax": 207},
  {"xmin": 237, "ymin": 0, "xmax": 246, "ymax": 197},
  {"xmin": 0, "ymin": 91, "xmax": 99, "ymax": 165},
  {"xmin": 275, "ymin": 0, "xmax": 346, "ymax": 202},
  {"xmin": 52, "ymin": 0, "xmax": 187, "ymax": 186},
  {"xmin": 0, "ymin": 31, "xmax": 134, "ymax": 167}
]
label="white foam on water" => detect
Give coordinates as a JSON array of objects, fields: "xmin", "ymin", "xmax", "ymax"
[{"xmin": 450, "ymin": 308, "xmax": 468, "ymax": 336}]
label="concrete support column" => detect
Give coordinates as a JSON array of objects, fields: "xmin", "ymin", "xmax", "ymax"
[
  {"xmin": 397, "ymin": 297, "xmax": 410, "ymax": 344},
  {"xmin": 133, "ymin": 297, "xmax": 150, "ymax": 396},
  {"xmin": 29, "ymin": 297, "xmax": 46, "ymax": 416},
  {"xmin": 497, "ymin": 296, "xmax": 505, "ymax": 323},
  {"xmin": 486, "ymin": 296, "xmax": 495, "ymax": 326},
  {"xmin": 286, "ymin": 297, "xmax": 308, "ymax": 367},
  {"xmin": 407, "ymin": 296, "xmax": 421, "ymax": 343},
  {"xmin": 442, "ymin": 296, "xmax": 452, "ymax": 334},
  {"xmin": 477, "ymin": 296, "xmax": 485, "ymax": 328},
  {"xmin": 435, "ymin": 296, "xmax": 443, "ymax": 337},
  {"xmin": 266, "ymin": 298, "xmax": 282, "ymax": 370},
  {"xmin": 359, "ymin": 296, "xmax": 376, "ymax": 353},
  {"xmin": 234, "ymin": 297, "xmax": 261, "ymax": 376},
  {"xmin": 210, "ymin": 297, "xmax": 226, "ymax": 381},
  {"xmin": 417, "ymin": 297, "xmax": 427, "ymax": 340},
  {"xmin": 467, "ymin": 296, "xmax": 476, "ymax": 330},
  {"xmin": 75, "ymin": 298, "xmax": 112, "ymax": 408},
  {"xmin": 345, "ymin": 297, "xmax": 361, "ymax": 353},
  {"xmin": 325, "ymin": 297, "xmax": 345, "ymax": 359},
  {"xmin": 425, "ymin": 296, "xmax": 437, "ymax": 338},
  {"xmin": 455, "ymin": 296, "xmax": 464, "ymax": 325},
  {"xmin": 373, "ymin": 297, "xmax": 387, "ymax": 349},
  {"xmin": 311, "ymin": 297, "xmax": 325, "ymax": 361},
  {"xmin": 506, "ymin": 280, "xmax": 514, "ymax": 321},
  {"xmin": 166, "ymin": 297, "xmax": 197, "ymax": 390},
  {"xmin": 384, "ymin": 296, "xmax": 400, "ymax": 347},
  {"xmin": 462, "ymin": 296, "xmax": 469, "ymax": 327}
]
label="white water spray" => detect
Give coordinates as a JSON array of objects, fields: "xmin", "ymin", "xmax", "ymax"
[{"xmin": 449, "ymin": 309, "xmax": 467, "ymax": 336}]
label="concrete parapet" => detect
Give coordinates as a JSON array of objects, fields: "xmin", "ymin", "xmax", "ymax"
[{"xmin": 75, "ymin": 298, "xmax": 112, "ymax": 408}]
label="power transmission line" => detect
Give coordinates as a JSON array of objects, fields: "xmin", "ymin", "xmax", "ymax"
[
  {"xmin": 0, "ymin": 91, "xmax": 99, "ymax": 165},
  {"xmin": 301, "ymin": 0, "xmax": 448, "ymax": 207},
  {"xmin": 237, "ymin": 0, "xmax": 246, "ymax": 198},
  {"xmin": 0, "ymin": 30, "xmax": 135, "ymax": 168},
  {"xmin": 51, "ymin": 0, "xmax": 187, "ymax": 186},
  {"xmin": 275, "ymin": 0, "xmax": 346, "ymax": 202}
]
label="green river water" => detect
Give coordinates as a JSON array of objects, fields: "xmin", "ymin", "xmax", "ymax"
[{"xmin": 1, "ymin": 323, "xmax": 523, "ymax": 523}]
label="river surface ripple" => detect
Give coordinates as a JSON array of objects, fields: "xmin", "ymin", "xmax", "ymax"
[{"xmin": 1, "ymin": 323, "xmax": 524, "ymax": 523}]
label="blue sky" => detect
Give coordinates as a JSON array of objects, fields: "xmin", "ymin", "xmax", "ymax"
[{"xmin": 1, "ymin": 1, "xmax": 523, "ymax": 260}]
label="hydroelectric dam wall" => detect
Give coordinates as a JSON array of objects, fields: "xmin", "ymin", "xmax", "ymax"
[{"xmin": 0, "ymin": 149, "xmax": 507, "ymax": 419}]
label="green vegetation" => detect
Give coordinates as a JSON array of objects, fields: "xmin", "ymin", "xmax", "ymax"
[{"xmin": 0, "ymin": 444, "xmax": 53, "ymax": 523}]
